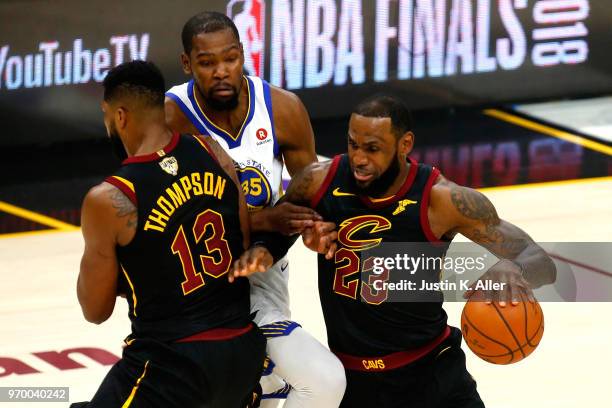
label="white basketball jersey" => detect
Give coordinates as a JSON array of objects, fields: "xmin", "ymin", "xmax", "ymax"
[{"xmin": 166, "ymin": 76, "xmax": 290, "ymax": 326}]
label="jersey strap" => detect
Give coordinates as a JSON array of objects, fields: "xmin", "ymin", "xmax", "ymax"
[{"xmin": 105, "ymin": 175, "xmax": 137, "ymax": 206}]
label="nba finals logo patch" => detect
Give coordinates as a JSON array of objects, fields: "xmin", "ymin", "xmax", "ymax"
[
  {"xmin": 159, "ymin": 156, "xmax": 178, "ymax": 176},
  {"xmin": 227, "ymin": 0, "xmax": 265, "ymax": 77}
]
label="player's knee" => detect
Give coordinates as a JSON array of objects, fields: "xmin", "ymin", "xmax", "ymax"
[{"xmin": 299, "ymin": 355, "xmax": 346, "ymax": 397}]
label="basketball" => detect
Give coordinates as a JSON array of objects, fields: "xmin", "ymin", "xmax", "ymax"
[{"xmin": 461, "ymin": 295, "xmax": 544, "ymax": 365}]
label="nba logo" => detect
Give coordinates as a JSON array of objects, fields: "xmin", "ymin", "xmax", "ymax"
[{"xmin": 227, "ymin": 0, "xmax": 265, "ymax": 77}]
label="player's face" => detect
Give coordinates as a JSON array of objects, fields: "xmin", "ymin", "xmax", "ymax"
[
  {"xmin": 182, "ymin": 28, "xmax": 244, "ymax": 111},
  {"xmin": 347, "ymin": 114, "xmax": 411, "ymax": 195}
]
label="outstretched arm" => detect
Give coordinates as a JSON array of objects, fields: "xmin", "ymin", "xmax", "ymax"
[{"xmin": 429, "ymin": 176, "xmax": 556, "ymax": 303}]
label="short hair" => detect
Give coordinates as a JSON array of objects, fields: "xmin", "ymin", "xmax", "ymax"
[
  {"xmin": 352, "ymin": 94, "xmax": 414, "ymax": 138},
  {"xmin": 182, "ymin": 12, "xmax": 240, "ymax": 54},
  {"xmin": 103, "ymin": 60, "xmax": 165, "ymax": 108}
]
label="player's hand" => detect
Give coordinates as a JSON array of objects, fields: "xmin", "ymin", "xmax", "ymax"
[
  {"xmin": 229, "ymin": 246, "xmax": 274, "ymax": 282},
  {"xmin": 265, "ymin": 202, "xmax": 323, "ymax": 236},
  {"xmin": 463, "ymin": 259, "xmax": 535, "ymax": 306},
  {"xmin": 302, "ymin": 221, "xmax": 338, "ymax": 260}
]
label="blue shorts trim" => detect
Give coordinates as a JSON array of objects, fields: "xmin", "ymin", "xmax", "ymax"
[
  {"xmin": 262, "ymin": 383, "xmax": 291, "ymax": 400},
  {"xmin": 259, "ymin": 320, "xmax": 301, "ymax": 338}
]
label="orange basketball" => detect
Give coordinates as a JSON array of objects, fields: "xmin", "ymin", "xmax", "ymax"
[{"xmin": 461, "ymin": 295, "xmax": 544, "ymax": 364}]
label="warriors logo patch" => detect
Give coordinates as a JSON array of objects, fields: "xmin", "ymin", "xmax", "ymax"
[{"xmin": 159, "ymin": 156, "xmax": 178, "ymax": 176}]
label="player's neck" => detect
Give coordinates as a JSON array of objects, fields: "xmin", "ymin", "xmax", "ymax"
[
  {"xmin": 126, "ymin": 117, "xmax": 174, "ymax": 158},
  {"xmin": 193, "ymin": 77, "xmax": 249, "ymax": 136},
  {"xmin": 370, "ymin": 162, "xmax": 410, "ymax": 199}
]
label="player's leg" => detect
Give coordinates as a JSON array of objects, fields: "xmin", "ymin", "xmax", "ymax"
[
  {"xmin": 259, "ymin": 358, "xmax": 287, "ymax": 408},
  {"xmin": 339, "ymin": 369, "xmax": 380, "ymax": 408},
  {"xmin": 170, "ymin": 325, "xmax": 267, "ymax": 408},
  {"xmin": 431, "ymin": 327, "xmax": 484, "ymax": 408},
  {"xmin": 340, "ymin": 329, "xmax": 479, "ymax": 408},
  {"xmin": 264, "ymin": 325, "xmax": 346, "ymax": 408},
  {"xmin": 77, "ymin": 338, "xmax": 209, "ymax": 407}
]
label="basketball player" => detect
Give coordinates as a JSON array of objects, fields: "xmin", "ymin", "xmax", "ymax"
[
  {"xmin": 282, "ymin": 95, "xmax": 557, "ymax": 407},
  {"xmin": 165, "ymin": 12, "xmax": 346, "ymax": 407},
  {"xmin": 74, "ymin": 60, "xmax": 274, "ymax": 407}
]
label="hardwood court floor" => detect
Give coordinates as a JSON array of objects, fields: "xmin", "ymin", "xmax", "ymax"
[{"xmin": 1, "ymin": 177, "xmax": 611, "ymax": 407}]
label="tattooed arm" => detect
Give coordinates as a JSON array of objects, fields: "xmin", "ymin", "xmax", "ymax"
[
  {"xmin": 283, "ymin": 160, "xmax": 332, "ymax": 205},
  {"xmin": 429, "ymin": 175, "xmax": 556, "ymax": 303},
  {"xmin": 77, "ymin": 183, "xmax": 137, "ymax": 323},
  {"xmin": 280, "ymin": 160, "xmax": 338, "ymax": 259}
]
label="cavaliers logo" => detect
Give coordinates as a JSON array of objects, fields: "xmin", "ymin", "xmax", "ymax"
[
  {"xmin": 227, "ymin": 0, "xmax": 265, "ymax": 77},
  {"xmin": 159, "ymin": 156, "xmax": 178, "ymax": 176},
  {"xmin": 338, "ymin": 215, "xmax": 392, "ymax": 251}
]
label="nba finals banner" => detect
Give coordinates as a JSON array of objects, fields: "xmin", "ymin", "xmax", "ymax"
[{"xmin": 0, "ymin": 0, "xmax": 611, "ymax": 144}]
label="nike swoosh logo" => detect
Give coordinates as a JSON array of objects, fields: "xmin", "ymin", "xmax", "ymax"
[
  {"xmin": 333, "ymin": 187, "xmax": 355, "ymax": 197},
  {"xmin": 280, "ymin": 262, "xmax": 289, "ymax": 272}
]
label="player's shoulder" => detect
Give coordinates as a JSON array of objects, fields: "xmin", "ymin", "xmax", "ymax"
[
  {"xmin": 166, "ymin": 81, "xmax": 190, "ymax": 96},
  {"xmin": 429, "ymin": 171, "xmax": 453, "ymax": 203},
  {"xmin": 305, "ymin": 159, "xmax": 333, "ymax": 178},
  {"xmin": 294, "ymin": 159, "xmax": 334, "ymax": 183},
  {"xmin": 81, "ymin": 180, "xmax": 138, "ymax": 242},
  {"xmin": 268, "ymin": 84, "xmax": 306, "ymax": 116},
  {"xmin": 193, "ymin": 134, "xmax": 230, "ymax": 164},
  {"xmin": 192, "ymin": 134, "xmax": 240, "ymax": 185},
  {"xmin": 285, "ymin": 159, "xmax": 333, "ymax": 205},
  {"xmin": 164, "ymin": 81, "xmax": 190, "ymax": 121},
  {"xmin": 429, "ymin": 172, "xmax": 493, "ymax": 216},
  {"xmin": 431, "ymin": 171, "xmax": 449, "ymax": 188},
  {"xmin": 82, "ymin": 181, "xmax": 132, "ymax": 216},
  {"xmin": 165, "ymin": 94, "xmax": 197, "ymax": 134},
  {"xmin": 266, "ymin": 83, "xmax": 312, "ymax": 148}
]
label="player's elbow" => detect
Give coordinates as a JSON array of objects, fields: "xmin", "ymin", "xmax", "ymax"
[
  {"xmin": 527, "ymin": 249, "xmax": 557, "ymax": 289},
  {"xmin": 79, "ymin": 300, "xmax": 113, "ymax": 324},
  {"xmin": 542, "ymin": 254, "xmax": 557, "ymax": 285},
  {"xmin": 83, "ymin": 311, "xmax": 110, "ymax": 325},
  {"xmin": 77, "ymin": 281, "xmax": 113, "ymax": 324}
]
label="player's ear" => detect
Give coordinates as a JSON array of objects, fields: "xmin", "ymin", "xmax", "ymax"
[
  {"xmin": 115, "ymin": 107, "xmax": 128, "ymax": 131},
  {"xmin": 181, "ymin": 53, "xmax": 192, "ymax": 75},
  {"xmin": 398, "ymin": 131, "xmax": 414, "ymax": 156}
]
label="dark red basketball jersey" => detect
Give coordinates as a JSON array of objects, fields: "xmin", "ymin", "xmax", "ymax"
[
  {"xmin": 313, "ymin": 154, "xmax": 452, "ymax": 356},
  {"xmin": 106, "ymin": 133, "xmax": 249, "ymax": 341}
]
